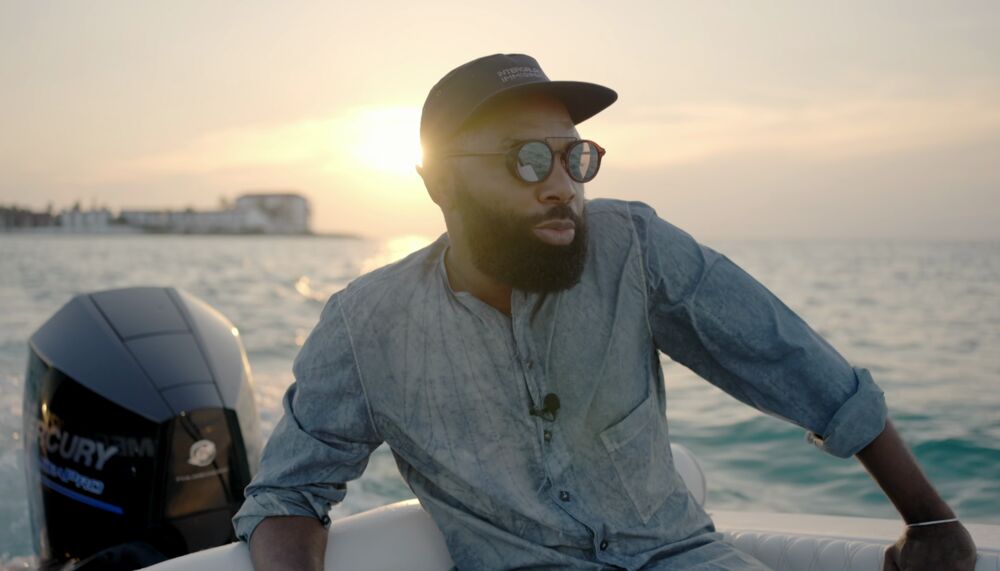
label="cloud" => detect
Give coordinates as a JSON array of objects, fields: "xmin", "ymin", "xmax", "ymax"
[
  {"xmin": 598, "ymin": 90, "xmax": 1000, "ymax": 169},
  {"xmin": 84, "ymin": 106, "xmax": 422, "ymax": 184},
  {"xmin": 68, "ymin": 90, "xmax": 1000, "ymax": 236}
]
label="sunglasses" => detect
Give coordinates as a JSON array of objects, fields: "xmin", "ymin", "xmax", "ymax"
[{"xmin": 440, "ymin": 138, "xmax": 606, "ymax": 184}]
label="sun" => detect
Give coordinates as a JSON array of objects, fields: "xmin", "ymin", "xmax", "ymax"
[{"xmin": 339, "ymin": 106, "xmax": 423, "ymax": 176}]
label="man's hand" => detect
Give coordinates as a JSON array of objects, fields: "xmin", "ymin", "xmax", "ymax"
[{"xmin": 883, "ymin": 521, "xmax": 977, "ymax": 570}]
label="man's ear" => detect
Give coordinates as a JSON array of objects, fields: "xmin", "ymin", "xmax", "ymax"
[{"xmin": 417, "ymin": 161, "xmax": 456, "ymax": 209}]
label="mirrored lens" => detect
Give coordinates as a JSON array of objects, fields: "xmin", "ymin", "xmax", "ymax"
[
  {"xmin": 567, "ymin": 141, "xmax": 601, "ymax": 182},
  {"xmin": 515, "ymin": 141, "xmax": 553, "ymax": 182}
]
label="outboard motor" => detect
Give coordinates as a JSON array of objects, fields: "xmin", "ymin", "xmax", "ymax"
[{"xmin": 23, "ymin": 287, "xmax": 262, "ymax": 570}]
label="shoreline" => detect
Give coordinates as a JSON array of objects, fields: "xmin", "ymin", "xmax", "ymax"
[{"xmin": 0, "ymin": 228, "xmax": 363, "ymax": 239}]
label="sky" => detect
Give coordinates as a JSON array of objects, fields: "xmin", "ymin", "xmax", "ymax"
[{"xmin": 2, "ymin": 1, "xmax": 999, "ymax": 240}]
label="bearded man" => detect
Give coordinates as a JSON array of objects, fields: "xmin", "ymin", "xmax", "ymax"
[{"xmin": 234, "ymin": 54, "xmax": 976, "ymax": 570}]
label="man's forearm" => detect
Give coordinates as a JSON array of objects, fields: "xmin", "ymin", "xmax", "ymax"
[
  {"xmin": 249, "ymin": 515, "xmax": 328, "ymax": 571},
  {"xmin": 855, "ymin": 418, "xmax": 954, "ymax": 524},
  {"xmin": 857, "ymin": 418, "xmax": 978, "ymax": 569}
]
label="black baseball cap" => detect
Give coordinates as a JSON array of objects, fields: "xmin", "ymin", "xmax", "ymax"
[{"xmin": 420, "ymin": 53, "xmax": 617, "ymax": 155}]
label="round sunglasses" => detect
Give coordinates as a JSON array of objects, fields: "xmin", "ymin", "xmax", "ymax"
[{"xmin": 440, "ymin": 138, "xmax": 606, "ymax": 183}]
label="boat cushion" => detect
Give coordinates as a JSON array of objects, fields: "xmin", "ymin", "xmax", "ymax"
[{"xmin": 723, "ymin": 529, "xmax": 999, "ymax": 571}]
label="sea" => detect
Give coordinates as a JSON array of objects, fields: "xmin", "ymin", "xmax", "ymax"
[{"xmin": 1, "ymin": 233, "xmax": 998, "ymax": 566}]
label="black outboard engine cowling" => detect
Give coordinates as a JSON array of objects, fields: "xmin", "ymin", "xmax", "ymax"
[{"xmin": 23, "ymin": 287, "xmax": 262, "ymax": 569}]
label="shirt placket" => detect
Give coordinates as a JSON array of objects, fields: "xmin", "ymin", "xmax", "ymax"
[{"xmin": 510, "ymin": 292, "xmax": 604, "ymax": 552}]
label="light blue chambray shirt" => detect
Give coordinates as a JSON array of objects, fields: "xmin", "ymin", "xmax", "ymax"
[{"xmin": 233, "ymin": 199, "xmax": 888, "ymax": 570}]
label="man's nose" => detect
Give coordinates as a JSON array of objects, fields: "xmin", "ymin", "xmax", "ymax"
[{"xmin": 535, "ymin": 164, "xmax": 577, "ymax": 205}]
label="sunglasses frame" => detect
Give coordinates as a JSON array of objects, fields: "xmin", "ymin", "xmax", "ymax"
[{"xmin": 440, "ymin": 138, "xmax": 606, "ymax": 184}]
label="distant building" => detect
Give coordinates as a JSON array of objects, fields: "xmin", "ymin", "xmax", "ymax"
[
  {"xmin": 122, "ymin": 192, "xmax": 311, "ymax": 234},
  {"xmin": 1, "ymin": 192, "xmax": 312, "ymax": 235},
  {"xmin": 59, "ymin": 207, "xmax": 113, "ymax": 232},
  {"xmin": 234, "ymin": 193, "xmax": 310, "ymax": 234},
  {"xmin": 121, "ymin": 208, "xmax": 245, "ymax": 234}
]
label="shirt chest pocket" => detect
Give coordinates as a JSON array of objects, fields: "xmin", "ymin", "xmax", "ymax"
[{"xmin": 599, "ymin": 393, "xmax": 674, "ymax": 524}]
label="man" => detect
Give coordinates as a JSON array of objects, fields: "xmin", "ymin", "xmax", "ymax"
[{"xmin": 234, "ymin": 54, "xmax": 977, "ymax": 570}]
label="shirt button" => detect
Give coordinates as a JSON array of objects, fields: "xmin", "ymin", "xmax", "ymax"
[
  {"xmin": 558, "ymin": 490, "xmax": 571, "ymax": 502},
  {"xmin": 543, "ymin": 430, "xmax": 552, "ymax": 442},
  {"xmin": 526, "ymin": 360, "xmax": 534, "ymax": 370},
  {"xmin": 599, "ymin": 539, "xmax": 609, "ymax": 551}
]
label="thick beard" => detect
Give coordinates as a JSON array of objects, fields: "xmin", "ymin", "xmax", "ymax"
[{"xmin": 453, "ymin": 185, "xmax": 588, "ymax": 293}]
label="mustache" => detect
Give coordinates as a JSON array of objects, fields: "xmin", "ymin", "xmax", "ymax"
[{"xmin": 529, "ymin": 204, "xmax": 584, "ymax": 226}]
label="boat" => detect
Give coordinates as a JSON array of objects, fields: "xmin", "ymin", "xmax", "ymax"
[
  {"xmin": 23, "ymin": 287, "xmax": 999, "ymax": 570},
  {"xmin": 144, "ymin": 443, "xmax": 1000, "ymax": 570}
]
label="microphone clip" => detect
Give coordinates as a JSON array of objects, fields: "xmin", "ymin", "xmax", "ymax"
[{"xmin": 529, "ymin": 393, "xmax": 560, "ymax": 422}]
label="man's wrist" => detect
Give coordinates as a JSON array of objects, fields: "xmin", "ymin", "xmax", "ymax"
[
  {"xmin": 897, "ymin": 498, "xmax": 956, "ymax": 526},
  {"xmin": 907, "ymin": 517, "xmax": 960, "ymax": 528}
]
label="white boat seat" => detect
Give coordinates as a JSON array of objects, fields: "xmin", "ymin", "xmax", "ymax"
[{"xmin": 722, "ymin": 529, "xmax": 1000, "ymax": 570}]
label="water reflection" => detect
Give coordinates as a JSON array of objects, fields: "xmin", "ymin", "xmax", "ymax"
[{"xmin": 360, "ymin": 234, "xmax": 434, "ymax": 274}]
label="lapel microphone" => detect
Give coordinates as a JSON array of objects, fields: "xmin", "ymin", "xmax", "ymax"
[{"xmin": 529, "ymin": 393, "xmax": 560, "ymax": 422}]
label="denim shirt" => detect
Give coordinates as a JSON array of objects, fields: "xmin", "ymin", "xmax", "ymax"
[{"xmin": 233, "ymin": 199, "xmax": 888, "ymax": 570}]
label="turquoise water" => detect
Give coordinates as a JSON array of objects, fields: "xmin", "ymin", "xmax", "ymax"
[{"xmin": 1, "ymin": 234, "xmax": 998, "ymax": 565}]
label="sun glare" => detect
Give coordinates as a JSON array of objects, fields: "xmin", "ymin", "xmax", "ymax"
[{"xmin": 338, "ymin": 107, "xmax": 423, "ymax": 175}]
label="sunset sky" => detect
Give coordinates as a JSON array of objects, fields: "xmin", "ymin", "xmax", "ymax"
[{"xmin": 2, "ymin": 1, "xmax": 998, "ymax": 239}]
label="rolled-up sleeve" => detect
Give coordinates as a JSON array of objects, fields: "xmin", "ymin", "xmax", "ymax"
[
  {"xmin": 232, "ymin": 291, "xmax": 383, "ymax": 544},
  {"xmin": 628, "ymin": 201, "xmax": 887, "ymax": 458}
]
